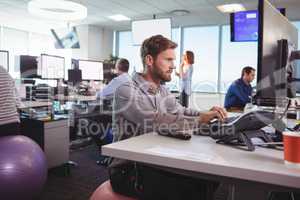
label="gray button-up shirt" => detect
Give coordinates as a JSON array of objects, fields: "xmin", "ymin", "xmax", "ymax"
[{"xmin": 110, "ymin": 73, "xmax": 203, "ymax": 168}]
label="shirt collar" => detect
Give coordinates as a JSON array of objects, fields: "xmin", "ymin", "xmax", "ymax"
[
  {"xmin": 132, "ymin": 72, "xmax": 162, "ymax": 95},
  {"xmin": 238, "ymin": 78, "xmax": 249, "ymax": 86}
]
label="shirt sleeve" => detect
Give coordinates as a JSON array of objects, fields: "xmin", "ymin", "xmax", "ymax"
[
  {"xmin": 97, "ymin": 78, "xmax": 118, "ymax": 99},
  {"xmin": 10, "ymin": 76, "xmax": 21, "ymax": 108},
  {"xmin": 165, "ymin": 90, "xmax": 201, "ymax": 116},
  {"xmin": 114, "ymin": 84, "xmax": 201, "ymax": 133}
]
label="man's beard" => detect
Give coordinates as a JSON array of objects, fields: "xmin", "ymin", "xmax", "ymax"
[{"xmin": 152, "ymin": 64, "xmax": 172, "ymax": 82}]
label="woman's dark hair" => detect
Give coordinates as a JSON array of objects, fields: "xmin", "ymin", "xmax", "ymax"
[{"xmin": 185, "ymin": 50, "xmax": 194, "ymax": 64}]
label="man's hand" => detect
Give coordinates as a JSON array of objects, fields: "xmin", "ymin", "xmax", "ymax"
[
  {"xmin": 199, "ymin": 106, "xmax": 227, "ymax": 124},
  {"xmin": 210, "ymin": 106, "xmax": 227, "ymax": 119}
]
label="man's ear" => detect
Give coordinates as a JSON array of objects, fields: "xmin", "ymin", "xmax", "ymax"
[{"xmin": 145, "ymin": 55, "xmax": 154, "ymax": 67}]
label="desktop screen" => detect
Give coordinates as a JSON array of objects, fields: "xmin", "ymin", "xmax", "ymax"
[
  {"xmin": 41, "ymin": 54, "xmax": 65, "ymax": 79},
  {"xmin": 79, "ymin": 60, "xmax": 103, "ymax": 81},
  {"xmin": 20, "ymin": 55, "xmax": 39, "ymax": 78},
  {"xmin": 256, "ymin": 0, "xmax": 298, "ymax": 106},
  {"xmin": 0, "ymin": 50, "xmax": 9, "ymax": 71}
]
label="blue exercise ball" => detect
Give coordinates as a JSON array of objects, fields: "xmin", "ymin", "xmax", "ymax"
[{"xmin": 0, "ymin": 135, "xmax": 47, "ymax": 200}]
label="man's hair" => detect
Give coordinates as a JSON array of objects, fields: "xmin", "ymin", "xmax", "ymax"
[
  {"xmin": 116, "ymin": 58, "xmax": 129, "ymax": 72},
  {"xmin": 140, "ymin": 35, "xmax": 177, "ymax": 67},
  {"xmin": 185, "ymin": 50, "xmax": 194, "ymax": 64},
  {"xmin": 241, "ymin": 66, "xmax": 255, "ymax": 78}
]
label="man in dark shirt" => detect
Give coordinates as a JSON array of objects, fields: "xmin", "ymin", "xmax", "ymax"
[{"xmin": 224, "ymin": 66, "xmax": 255, "ymax": 110}]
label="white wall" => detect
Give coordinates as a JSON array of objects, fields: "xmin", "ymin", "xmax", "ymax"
[{"xmin": 72, "ymin": 25, "xmax": 89, "ymax": 60}]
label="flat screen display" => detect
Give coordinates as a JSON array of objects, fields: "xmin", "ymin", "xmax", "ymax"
[
  {"xmin": 231, "ymin": 8, "xmax": 285, "ymax": 42},
  {"xmin": 20, "ymin": 55, "xmax": 39, "ymax": 78},
  {"xmin": 79, "ymin": 60, "xmax": 103, "ymax": 81},
  {"xmin": 132, "ymin": 18, "xmax": 171, "ymax": 45},
  {"xmin": 41, "ymin": 54, "xmax": 65, "ymax": 79}
]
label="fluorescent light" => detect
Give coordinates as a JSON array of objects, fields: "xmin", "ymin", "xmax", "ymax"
[
  {"xmin": 108, "ymin": 14, "xmax": 131, "ymax": 21},
  {"xmin": 28, "ymin": 0, "xmax": 87, "ymax": 21},
  {"xmin": 217, "ymin": 4, "xmax": 246, "ymax": 13}
]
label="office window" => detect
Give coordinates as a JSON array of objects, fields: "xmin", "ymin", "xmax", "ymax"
[
  {"xmin": 165, "ymin": 28, "xmax": 181, "ymax": 91},
  {"xmin": 2, "ymin": 27, "xmax": 29, "ymax": 78},
  {"xmin": 117, "ymin": 31, "xmax": 141, "ymax": 75},
  {"xmin": 292, "ymin": 21, "xmax": 300, "ymax": 50},
  {"xmin": 182, "ymin": 26, "xmax": 219, "ymax": 92},
  {"xmin": 220, "ymin": 25, "xmax": 257, "ymax": 92}
]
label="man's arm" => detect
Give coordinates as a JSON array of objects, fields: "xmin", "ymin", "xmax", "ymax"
[
  {"xmin": 97, "ymin": 78, "xmax": 118, "ymax": 99},
  {"xmin": 114, "ymin": 84, "xmax": 201, "ymax": 133},
  {"xmin": 163, "ymin": 89, "xmax": 201, "ymax": 117}
]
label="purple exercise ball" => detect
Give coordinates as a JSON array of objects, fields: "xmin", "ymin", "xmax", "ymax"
[{"xmin": 0, "ymin": 135, "xmax": 47, "ymax": 200}]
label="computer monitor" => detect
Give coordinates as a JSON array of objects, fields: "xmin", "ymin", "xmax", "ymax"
[
  {"xmin": 20, "ymin": 55, "xmax": 40, "ymax": 78},
  {"xmin": 68, "ymin": 69, "xmax": 82, "ymax": 85},
  {"xmin": 255, "ymin": 0, "xmax": 298, "ymax": 107},
  {"xmin": 0, "ymin": 50, "xmax": 9, "ymax": 71},
  {"xmin": 78, "ymin": 60, "xmax": 103, "ymax": 81},
  {"xmin": 41, "ymin": 54, "xmax": 65, "ymax": 79}
]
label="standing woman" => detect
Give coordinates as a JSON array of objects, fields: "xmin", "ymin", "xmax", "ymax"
[{"xmin": 176, "ymin": 50, "xmax": 194, "ymax": 107}]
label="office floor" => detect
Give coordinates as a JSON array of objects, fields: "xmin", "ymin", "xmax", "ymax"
[{"xmin": 39, "ymin": 144, "xmax": 109, "ymax": 200}]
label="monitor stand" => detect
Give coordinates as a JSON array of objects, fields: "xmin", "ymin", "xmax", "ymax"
[{"xmin": 216, "ymin": 129, "xmax": 274, "ymax": 151}]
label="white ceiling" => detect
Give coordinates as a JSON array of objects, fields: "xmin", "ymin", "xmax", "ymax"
[{"xmin": 0, "ymin": 0, "xmax": 300, "ymax": 33}]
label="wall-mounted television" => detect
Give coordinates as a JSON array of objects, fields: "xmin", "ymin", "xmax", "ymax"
[
  {"xmin": 132, "ymin": 18, "xmax": 171, "ymax": 45},
  {"xmin": 51, "ymin": 27, "xmax": 80, "ymax": 49},
  {"xmin": 230, "ymin": 8, "xmax": 285, "ymax": 42}
]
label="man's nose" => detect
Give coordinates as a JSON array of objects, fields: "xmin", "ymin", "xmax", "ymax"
[{"xmin": 170, "ymin": 64, "xmax": 176, "ymax": 69}]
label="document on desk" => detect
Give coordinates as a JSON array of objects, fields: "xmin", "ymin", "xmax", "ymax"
[{"xmin": 146, "ymin": 146, "xmax": 213, "ymax": 162}]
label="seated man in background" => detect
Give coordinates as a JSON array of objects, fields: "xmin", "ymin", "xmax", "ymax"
[
  {"xmin": 224, "ymin": 66, "xmax": 255, "ymax": 111},
  {"xmin": 109, "ymin": 35, "xmax": 227, "ymax": 200},
  {"xmin": 97, "ymin": 58, "xmax": 130, "ymax": 100},
  {"xmin": 0, "ymin": 65, "xmax": 21, "ymax": 136},
  {"xmin": 95, "ymin": 58, "xmax": 130, "ymax": 166}
]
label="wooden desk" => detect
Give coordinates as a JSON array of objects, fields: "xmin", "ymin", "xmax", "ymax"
[{"xmin": 103, "ymin": 133, "xmax": 300, "ymax": 199}]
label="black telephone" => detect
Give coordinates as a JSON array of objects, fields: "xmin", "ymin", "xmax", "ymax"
[{"xmin": 201, "ymin": 110, "xmax": 277, "ymax": 151}]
